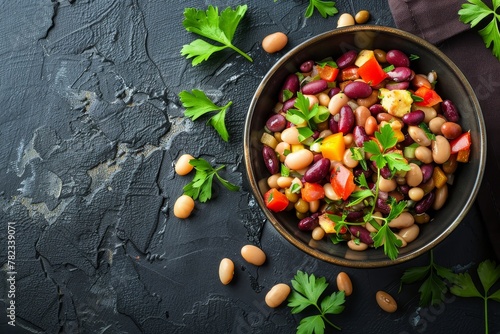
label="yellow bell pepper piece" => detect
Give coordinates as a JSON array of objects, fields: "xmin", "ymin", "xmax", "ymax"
[
  {"xmin": 321, "ymin": 133, "xmax": 345, "ymax": 161},
  {"xmin": 432, "ymin": 166, "xmax": 448, "ymax": 189},
  {"xmin": 291, "ymin": 144, "xmax": 305, "ymax": 152},
  {"xmin": 319, "ymin": 213, "xmax": 337, "ymax": 234}
]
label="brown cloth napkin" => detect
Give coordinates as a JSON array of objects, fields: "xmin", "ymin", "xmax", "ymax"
[{"xmin": 389, "ymin": 0, "xmax": 500, "ymax": 261}]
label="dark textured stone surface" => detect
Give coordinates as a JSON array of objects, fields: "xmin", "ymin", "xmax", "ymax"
[{"xmin": 0, "ymin": 1, "xmax": 498, "ymax": 333}]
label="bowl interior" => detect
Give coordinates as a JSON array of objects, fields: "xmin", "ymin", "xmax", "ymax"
[{"xmin": 244, "ymin": 26, "xmax": 486, "ymax": 268}]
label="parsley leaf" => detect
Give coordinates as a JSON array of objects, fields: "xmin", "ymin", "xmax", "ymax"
[
  {"xmin": 458, "ymin": 0, "xmax": 500, "ymax": 60},
  {"xmin": 288, "ymin": 271, "xmax": 344, "ymax": 332},
  {"xmin": 400, "ymin": 250, "xmax": 454, "ymax": 306},
  {"xmin": 183, "ymin": 158, "xmax": 239, "ymax": 202},
  {"xmin": 450, "ymin": 259, "xmax": 500, "ymax": 334},
  {"xmin": 376, "ymin": 123, "xmax": 398, "ymax": 150},
  {"xmin": 181, "ymin": 5, "xmax": 252, "ymax": 65},
  {"xmin": 316, "ymin": 59, "xmax": 338, "ymax": 68},
  {"xmin": 179, "ymin": 89, "xmax": 232, "ymax": 142},
  {"xmin": 369, "ymin": 124, "xmax": 411, "ymax": 174},
  {"xmin": 274, "ymin": 0, "xmax": 338, "ymax": 18},
  {"xmin": 305, "ymin": 0, "xmax": 339, "ymax": 18},
  {"xmin": 372, "ymin": 222, "xmax": 402, "ymax": 260},
  {"xmin": 286, "ymin": 93, "xmax": 321, "ymax": 141},
  {"xmin": 297, "ymin": 315, "xmax": 325, "ymax": 334}
]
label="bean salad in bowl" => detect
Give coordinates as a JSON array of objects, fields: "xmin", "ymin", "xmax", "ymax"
[{"xmin": 244, "ymin": 26, "xmax": 486, "ymax": 268}]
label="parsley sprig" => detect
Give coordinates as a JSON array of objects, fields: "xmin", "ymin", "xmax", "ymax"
[
  {"xmin": 183, "ymin": 158, "xmax": 239, "ymax": 202},
  {"xmin": 459, "ymin": 0, "xmax": 500, "ymax": 60},
  {"xmin": 288, "ymin": 271, "xmax": 345, "ymax": 333},
  {"xmin": 181, "ymin": 5, "xmax": 252, "ymax": 65},
  {"xmin": 401, "ymin": 255, "xmax": 500, "ymax": 334},
  {"xmin": 399, "ymin": 250, "xmax": 455, "ymax": 306},
  {"xmin": 305, "ymin": 0, "xmax": 338, "ymax": 18},
  {"xmin": 179, "ymin": 89, "xmax": 232, "ymax": 142},
  {"xmin": 274, "ymin": 0, "xmax": 338, "ymax": 18},
  {"xmin": 450, "ymin": 259, "xmax": 500, "ymax": 334},
  {"xmin": 330, "ymin": 124, "xmax": 411, "ymax": 260},
  {"xmin": 285, "ymin": 93, "xmax": 329, "ymax": 142}
]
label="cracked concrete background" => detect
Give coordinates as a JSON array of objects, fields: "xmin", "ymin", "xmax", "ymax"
[{"xmin": 0, "ymin": 1, "xmax": 499, "ymax": 333}]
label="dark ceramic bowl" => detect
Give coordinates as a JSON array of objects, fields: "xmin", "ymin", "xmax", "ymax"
[{"xmin": 244, "ymin": 26, "xmax": 486, "ymax": 268}]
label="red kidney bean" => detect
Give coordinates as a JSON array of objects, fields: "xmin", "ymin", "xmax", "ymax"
[
  {"xmin": 329, "ymin": 118, "xmax": 339, "ymax": 133},
  {"xmin": 441, "ymin": 100, "xmax": 460, "ymax": 122},
  {"xmin": 400, "ymin": 131, "xmax": 415, "ymax": 147},
  {"xmin": 402, "ymin": 110, "xmax": 425, "ymax": 126},
  {"xmin": 279, "ymin": 74, "xmax": 300, "ymax": 103},
  {"xmin": 266, "ymin": 114, "xmax": 286, "ymax": 132},
  {"xmin": 303, "ymin": 158, "xmax": 330, "ymax": 183},
  {"xmin": 399, "ymin": 184, "xmax": 410, "ymax": 195},
  {"xmin": 353, "ymin": 126, "xmax": 370, "ymax": 147},
  {"xmin": 328, "ymin": 87, "xmax": 341, "ymax": 98},
  {"xmin": 298, "ymin": 215, "xmax": 319, "ymax": 231},
  {"xmin": 340, "ymin": 66, "xmax": 359, "ymax": 81},
  {"xmin": 378, "ymin": 191, "xmax": 388, "ymax": 201},
  {"xmin": 376, "ymin": 198, "xmax": 391, "ymax": 214},
  {"xmin": 354, "ymin": 165, "xmax": 373, "ymax": 179},
  {"xmin": 420, "ymin": 163, "xmax": 434, "ymax": 183},
  {"xmin": 338, "ymin": 105, "xmax": 355, "ymax": 135},
  {"xmin": 385, "ymin": 81, "xmax": 410, "ymax": 90},
  {"xmin": 336, "ymin": 50, "xmax": 358, "ymax": 69},
  {"xmin": 346, "ymin": 211, "xmax": 364, "ymax": 221},
  {"xmin": 415, "ymin": 191, "xmax": 435, "ymax": 214},
  {"xmin": 369, "ymin": 104, "xmax": 385, "ymax": 116},
  {"xmin": 349, "ymin": 225, "xmax": 374, "ymax": 245},
  {"xmin": 387, "ymin": 67, "xmax": 412, "ymax": 82},
  {"xmin": 300, "ymin": 60, "xmax": 314, "ymax": 73},
  {"xmin": 380, "ymin": 166, "xmax": 392, "ymax": 179},
  {"xmin": 386, "ymin": 49, "xmax": 410, "ymax": 67},
  {"xmin": 370, "ymin": 161, "xmax": 392, "ymax": 179},
  {"xmin": 262, "ymin": 145, "xmax": 279, "ymax": 174},
  {"xmin": 313, "ymin": 153, "xmax": 323, "ymax": 163},
  {"xmin": 302, "ymin": 79, "xmax": 328, "ymax": 95},
  {"xmin": 344, "ymin": 81, "xmax": 372, "ymax": 99},
  {"xmin": 282, "ymin": 97, "xmax": 296, "ymax": 112}
]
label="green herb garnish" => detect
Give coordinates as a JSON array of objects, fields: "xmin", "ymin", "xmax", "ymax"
[
  {"xmin": 305, "ymin": 0, "xmax": 338, "ymax": 18},
  {"xmin": 329, "ymin": 124, "xmax": 411, "ymax": 260},
  {"xmin": 459, "ymin": 0, "xmax": 500, "ymax": 60},
  {"xmin": 181, "ymin": 5, "xmax": 252, "ymax": 65},
  {"xmin": 450, "ymin": 259, "xmax": 500, "ymax": 334},
  {"xmin": 183, "ymin": 158, "xmax": 239, "ymax": 202},
  {"xmin": 383, "ymin": 64, "xmax": 395, "ymax": 72},
  {"xmin": 274, "ymin": 0, "xmax": 338, "ymax": 18},
  {"xmin": 411, "ymin": 93, "xmax": 424, "ymax": 102},
  {"xmin": 288, "ymin": 271, "xmax": 345, "ymax": 333},
  {"xmin": 285, "ymin": 92, "xmax": 320, "ymax": 142},
  {"xmin": 399, "ymin": 250, "xmax": 455, "ymax": 306},
  {"xmin": 316, "ymin": 59, "xmax": 338, "ymax": 68},
  {"xmin": 179, "ymin": 89, "xmax": 232, "ymax": 142},
  {"xmin": 409, "ymin": 54, "xmax": 420, "ymax": 61},
  {"xmin": 418, "ymin": 122, "xmax": 436, "ymax": 141}
]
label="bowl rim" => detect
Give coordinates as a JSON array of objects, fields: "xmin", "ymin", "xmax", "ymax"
[{"xmin": 244, "ymin": 25, "xmax": 487, "ymax": 268}]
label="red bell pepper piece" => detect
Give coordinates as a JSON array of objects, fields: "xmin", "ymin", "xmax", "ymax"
[
  {"xmin": 317, "ymin": 65, "xmax": 339, "ymax": 82},
  {"xmin": 450, "ymin": 131, "xmax": 472, "ymax": 154},
  {"xmin": 301, "ymin": 182, "xmax": 325, "ymax": 202},
  {"xmin": 413, "ymin": 86, "xmax": 443, "ymax": 107},
  {"xmin": 357, "ymin": 57, "xmax": 388, "ymax": 86},
  {"xmin": 264, "ymin": 188, "xmax": 289, "ymax": 212},
  {"xmin": 330, "ymin": 165, "xmax": 356, "ymax": 201}
]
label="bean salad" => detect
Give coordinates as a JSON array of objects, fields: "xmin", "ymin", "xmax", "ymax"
[{"xmin": 260, "ymin": 48, "xmax": 472, "ymax": 260}]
